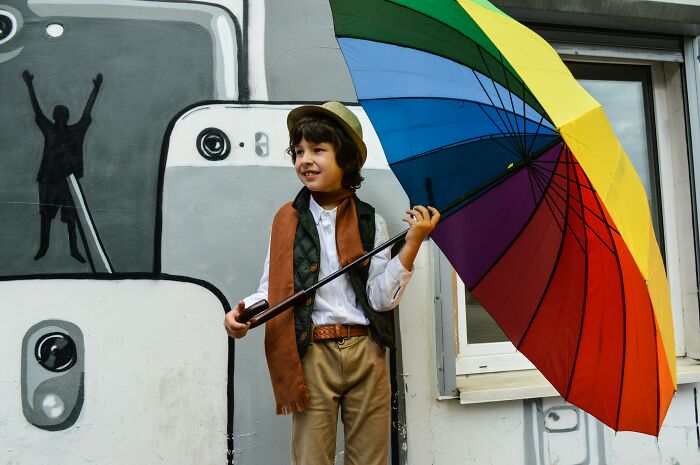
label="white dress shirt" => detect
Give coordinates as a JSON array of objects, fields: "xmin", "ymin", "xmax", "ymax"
[{"xmin": 243, "ymin": 196, "xmax": 414, "ymax": 325}]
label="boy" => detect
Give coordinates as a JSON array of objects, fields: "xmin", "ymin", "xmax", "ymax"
[{"xmin": 224, "ymin": 102, "xmax": 438, "ymax": 465}]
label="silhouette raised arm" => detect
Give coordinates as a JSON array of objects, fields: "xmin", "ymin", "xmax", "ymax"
[
  {"xmin": 22, "ymin": 70, "xmax": 47, "ymax": 120},
  {"xmin": 81, "ymin": 73, "xmax": 102, "ymax": 120}
]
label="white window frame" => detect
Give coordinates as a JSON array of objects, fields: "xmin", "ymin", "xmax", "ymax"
[
  {"xmin": 438, "ymin": 41, "xmax": 700, "ymax": 404},
  {"xmin": 454, "ymin": 276, "xmax": 534, "ymax": 374}
]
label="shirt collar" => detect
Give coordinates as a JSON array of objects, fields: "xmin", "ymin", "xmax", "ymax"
[{"xmin": 308, "ymin": 195, "xmax": 337, "ymax": 225}]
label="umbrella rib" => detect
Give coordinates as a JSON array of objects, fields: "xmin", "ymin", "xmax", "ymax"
[
  {"xmin": 468, "ymin": 70, "xmax": 524, "ymax": 155},
  {"xmin": 528, "ymin": 166, "xmax": 566, "ymax": 233},
  {"xmin": 542, "ymin": 166, "xmax": 597, "ymax": 192},
  {"xmin": 532, "ymin": 163, "xmax": 617, "ymax": 228},
  {"xmin": 530, "ymin": 167, "xmax": 587, "ymax": 254},
  {"xmin": 525, "ymin": 164, "xmax": 540, "ymax": 206},
  {"xmin": 498, "ymin": 50, "xmax": 524, "ymax": 148},
  {"xmin": 535, "ymin": 162, "xmax": 627, "ymax": 237},
  {"xmin": 472, "ymin": 30, "xmax": 550, "ymax": 138},
  {"xmin": 531, "ymin": 165, "xmax": 619, "ymax": 254},
  {"xmin": 525, "ymin": 114, "xmax": 550, "ymax": 157},
  {"xmin": 538, "ymin": 168, "xmax": 622, "ymax": 241},
  {"xmin": 497, "ymin": 50, "xmax": 526, "ymax": 153},
  {"xmin": 581, "ymin": 157, "xmax": 628, "ymax": 431},
  {"xmin": 475, "ymin": 47, "xmax": 524, "ymax": 153},
  {"xmin": 528, "ymin": 158, "xmax": 556, "ymax": 181},
  {"xmin": 438, "ymin": 138, "xmax": 563, "ymax": 218},
  {"xmin": 474, "ymin": 102, "xmax": 525, "ymax": 156},
  {"xmin": 565, "ymin": 152, "xmax": 591, "ymax": 400},
  {"xmin": 469, "ymin": 142, "xmax": 566, "ymax": 292},
  {"xmin": 469, "ymin": 53, "xmax": 520, "ymax": 139},
  {"xmin": 533, "ymin": 166, "xmax": 607, "ymax": 222},
  {"xmin": 529, "ymin": 169, "xmax": 563, "ymax": 232},
  {"xmin": 517, "ymin": 145, "xmax": 572, "ymax": 350},
  {"xmin": 486, "ymin": 44, "xmax": 555, "ymax": 156},
  {"xmin": 481, "ymin": 49, "xmax": 553, "ymax": 132}
]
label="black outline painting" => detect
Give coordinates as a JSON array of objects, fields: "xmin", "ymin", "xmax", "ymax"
[{"xmin": 22, "ymin": 70, "xmax": 102, "ymax": 264}]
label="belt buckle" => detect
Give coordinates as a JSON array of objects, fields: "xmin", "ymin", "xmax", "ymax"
[{"xmin": 336, "ymin": 323, "xmax": 350, "ymax": 345}]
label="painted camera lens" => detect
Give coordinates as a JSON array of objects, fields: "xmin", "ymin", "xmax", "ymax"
[
  {"xmin": 0, "ymin": 12, "xmax": 15, "ymax": 43},
  {"xmin": 197, "ymin": 127, "xmax": 231, "ymax": 161},
  {"xmin": 35, "ymin": 332, "xmax": 77, "ymax": 372}
]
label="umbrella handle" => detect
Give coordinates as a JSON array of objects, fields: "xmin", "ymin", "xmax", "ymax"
[
  {"xmin": 236, "ymin": 299, "xmax": 269, "ymax": 323},
  {"xmin": 236, "ymin": 291, "xmax": 308, "ymax": 328}
]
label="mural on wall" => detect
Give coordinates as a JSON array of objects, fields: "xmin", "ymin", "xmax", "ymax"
[
  {"xmin": 2, "ymin": 0, "xmax": 216, "ymax": 275},
  {"xmin": 3, "ymin": 1, "xmax": 700, "ymax": 465},
  {"xmin": 2, "ymin": 277, "xmax": 230, "ymax": 464},
  {"xmin": 22, "ymin": 70, "xmax": 101, "ymax": 264},
  {"xmin": 1, "ymin": 1, "xmax": 239, "ymax": 464},
  {"xmin": 524, "ymin": 398, "xmax": 607, "ymax": 465},
  {"xmin": 21, "ymin": 319, "xmax": 85, "ymax": 431}
]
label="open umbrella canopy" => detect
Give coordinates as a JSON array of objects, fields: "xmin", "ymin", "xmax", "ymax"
[{"xmin": 329, "ymin": 0, "xmax": 676, "ymax": 435}]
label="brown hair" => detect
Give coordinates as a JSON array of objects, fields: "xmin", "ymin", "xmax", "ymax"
[{"xmin": 287, "ymin": 114, "xmax": 364, "ymax": 190}]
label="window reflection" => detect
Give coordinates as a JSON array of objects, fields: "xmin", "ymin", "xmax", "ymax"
[{"xmin": 465, "ymin": 287, "xmax": 507, "ymax": 343}]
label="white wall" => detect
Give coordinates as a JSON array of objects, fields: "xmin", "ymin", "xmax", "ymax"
[{"xmin": 1, "ymin": 279, "xmax": 229, "ymax": 464}]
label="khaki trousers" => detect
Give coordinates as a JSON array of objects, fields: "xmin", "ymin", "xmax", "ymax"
[{"xmin": 291, "ymin": 336, "xmax": 390, "ymax": 465}]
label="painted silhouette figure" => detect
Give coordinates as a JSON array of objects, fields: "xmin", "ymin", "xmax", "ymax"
[{"xmin": 22, "ymin": 70, "xmax": 102, "ymax": 263}]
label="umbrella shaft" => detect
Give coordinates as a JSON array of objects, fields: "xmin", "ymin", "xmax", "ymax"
[
  {"xmin": 308, "ymin": 229, "xmax": 409, "ymax": 293},
  {"xmin": 239, "ymin": 229, "xmax": 410, "ymax": 328}
]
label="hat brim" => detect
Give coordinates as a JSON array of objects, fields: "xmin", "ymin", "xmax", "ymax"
[{"xmin": 287, "ymin": 105, "xmax": 368, "ymax": 165}]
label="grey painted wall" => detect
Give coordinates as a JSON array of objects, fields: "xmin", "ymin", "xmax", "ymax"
[
  {"xmin": 264, "ymin": 0, "xmax": 356, "ymax": 102},
  {"xmin": 1, "ymin": 2, "xmax": 213, "ymax": 274}
]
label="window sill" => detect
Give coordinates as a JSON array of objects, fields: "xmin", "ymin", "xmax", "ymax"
[{"xmin": 456, "ymin": 356, "xmax": 700, "ymax": 405}]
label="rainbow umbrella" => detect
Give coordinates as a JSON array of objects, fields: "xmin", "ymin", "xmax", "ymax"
[{"xmin": 329, "ymin": 0, "xmax": 676, "ymax": 435}]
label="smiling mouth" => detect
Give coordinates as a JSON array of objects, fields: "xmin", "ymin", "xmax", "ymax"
[{"xmin": 303, "ymin": 171, "xmax": 320, "ymax": 177}]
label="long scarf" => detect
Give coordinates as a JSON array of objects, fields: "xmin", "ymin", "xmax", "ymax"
[{"xmin": 264, "ymin": 187, "xmax": 365, "ymax": 414}]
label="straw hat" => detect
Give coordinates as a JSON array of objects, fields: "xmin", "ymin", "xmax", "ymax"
[{"xmin": 287, "ymin": 101, "xmax": 367, "ymax": 165}]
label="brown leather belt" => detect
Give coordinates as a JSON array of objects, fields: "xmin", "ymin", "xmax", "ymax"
[{"xmin": 312, "ymin": 324, "xmax": 368, "ymax": 342}]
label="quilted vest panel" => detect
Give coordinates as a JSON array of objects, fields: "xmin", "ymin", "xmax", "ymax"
[{"xmin": 290, "ymin": 188, "xmax": 396, "ymax": 357}]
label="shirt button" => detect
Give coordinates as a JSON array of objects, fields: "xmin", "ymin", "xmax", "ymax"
[
  {"xmin": 305, "ymin": 297, "xmax": 313, "ymax": 305},
  {"xmin": 300, "ymin": 331, "xmax": 307, "ymax": 341},
  {"xmin": 310, "ymin": 263, "xmax": 318, "ymax": 272}
]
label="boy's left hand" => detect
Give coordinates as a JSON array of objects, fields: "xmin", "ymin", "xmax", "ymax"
[{"xmin": 403, "ymin": 205, "xmax": 440, "ymax": 246}]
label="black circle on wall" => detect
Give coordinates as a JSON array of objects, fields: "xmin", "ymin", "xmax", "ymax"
[
  {"xmin": 0, "ymin": 12, "xmax": 15, "ymax": 43},
  {"xmin": 196, "ymin": 127, "xmax": 231, "ymax": 161},
  {"xmin": 35, "ymin": 332, "xmax": 77, "ymax": 372}
]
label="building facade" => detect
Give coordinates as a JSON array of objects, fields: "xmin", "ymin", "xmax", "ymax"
[{"xmin": 1, "ymin": 1, "xmax": 699, "ymax": 464}]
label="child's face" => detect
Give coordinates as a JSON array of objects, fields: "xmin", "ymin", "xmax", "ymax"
[{"xmin": 294, "ymin": 137, "xmax": 343, "ymax": 192}]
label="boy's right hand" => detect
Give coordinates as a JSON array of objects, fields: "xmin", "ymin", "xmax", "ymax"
[{"xmin": 224, "ymin": 300, "xmax": 251, "ymax": 339}]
